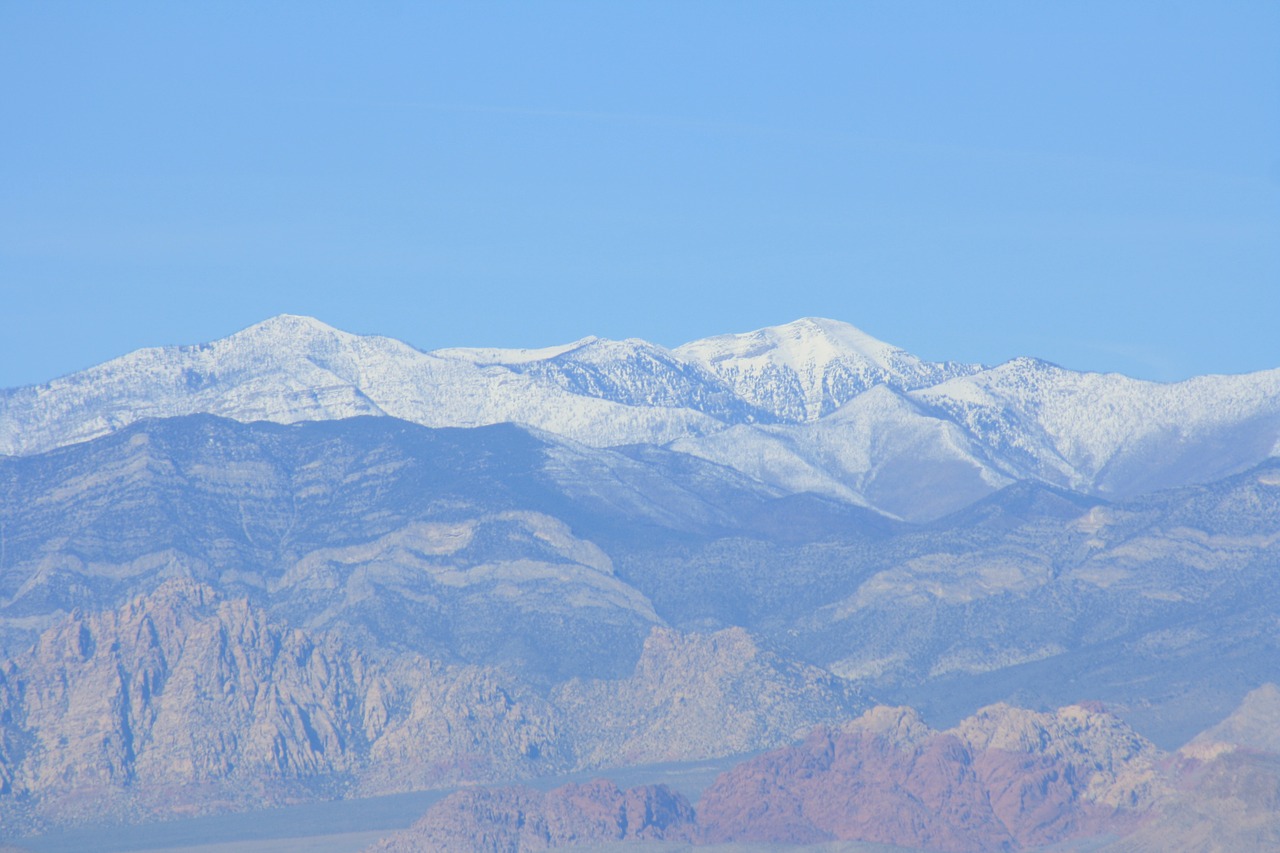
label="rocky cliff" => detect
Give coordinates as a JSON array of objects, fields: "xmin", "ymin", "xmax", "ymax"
[
  {"xmin": 696, "ymin": 703, "xmax": 1163, "ymax": 851},
  {"xmin": 0, "ymin": 579, "xmax": 567, "ymax": 828},
  {"xmin": 555, "ymin": 626, "xmax": 859, "ymax": 767}
]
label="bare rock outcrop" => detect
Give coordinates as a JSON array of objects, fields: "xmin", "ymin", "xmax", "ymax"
[
  {"xmin": 1179, "ymin": 682, "xmax": 1280, "ymax": 760},
  {"xmin": 0, "ymin": 578, "xmax": 874, "ymax": 832},
  {"xmin": 365, "ymin": 779, "xmax": 697, "ymax": 853},
  {"xmin": 697, "ymin": 703, "xmax": 1164, "ymax": 852},
  {"xmin": 1104, "ymin": 683, "xmax": 1280, "ymax": 852},
  {"xmin": 0, "ymin": 579, "xmax": 566, "ymax": 826},
  {"xmin": 554, "ymin": 626, "xmax": 860, "ymax": 767},
  {"xmin": 1103, "ymin": 749, "xmax": 1280, "ymax": 853}
]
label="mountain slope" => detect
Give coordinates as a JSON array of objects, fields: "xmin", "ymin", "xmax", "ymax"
[
  {"xmin": 0, "ymin": 579, "xmax": 569, "ymax": 829},
  {"xmin": 0, "ymin": 413, "xmax": 890, "ymax": 680},
  {"xmin": 915, "ymin": 356, "xmax": 1280, "ymax": 496},
  {"xmin": 673, "ymin": 385, "xmax": 1013, "ymax": 521},
  {"xmin": 439, "ymin": 334, "xmax": 775, "ymax": 424}
]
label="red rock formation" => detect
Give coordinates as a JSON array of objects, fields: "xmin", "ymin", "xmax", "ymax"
[
  {"xmin": 366, "ymin": 779, "xmax": 697, "ymax": 853},
  {"xmin": 697, "ymin": 704, "xmax": 1161, "ymax": 852}
]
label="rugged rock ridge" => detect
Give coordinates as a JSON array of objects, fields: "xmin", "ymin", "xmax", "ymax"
[
  {"xmin": 366, "ymin": 780, "xmax": 697, "ymax": 853},
  {"xmin": 363, "ymin": 688, "xmax": 1280, "ymax": 852},
  {"xmin": 554, "ymin": 626, "xmax": 859, "ymax": 767},
  {"xmin": 696, "ymin": 703, "xmax": 1163, "ymax": 851},
  {"xmin": 914, "ymin": 357, "xmax": 1280, "ymax": 497},
  {"xmin": 0, "ymin": 579, "xmax": 567, "ymax": 827},
  {"xmin": 361, "ymin": 693, "xmax": 1280, "ymax": 852},
  {"xmin": 0, "ymin": 577, "xmax": 858, "ymax": 833}
]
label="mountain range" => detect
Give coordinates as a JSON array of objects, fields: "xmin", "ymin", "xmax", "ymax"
[
  {"xmin": 375, "ymin": 687, "xmax": 1280, "ymax": 853},
  {"xmin": 5, "ymin": 315, "xmax": 1278, "ymax": 520},
  {"xmin": 1, "ymin": 315, "xmax": 1277, "ymax": 850}
]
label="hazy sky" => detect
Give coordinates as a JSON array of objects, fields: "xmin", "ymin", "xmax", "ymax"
[{"xmin": 2, "ymin": 2, "xmax": 1277, "ymax": 387}]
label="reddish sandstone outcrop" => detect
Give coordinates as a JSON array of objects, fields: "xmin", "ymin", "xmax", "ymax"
[
  {"xmin": 366, "ymin": 779, "xmax": 697, "ymax": 852},
  {"xmin": 697, "ymin": 704, "xmax": 1162, "ymax": 852}
]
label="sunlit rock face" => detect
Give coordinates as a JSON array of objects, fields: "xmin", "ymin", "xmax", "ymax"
[
  {"xmin": 697, "ymin": 703, "xmax": 1164, "ymax": 852},
  {"xmin": 554, "ymin": 625, "xmax": 860, "ymax": 767},
  {"xmin": 0, "ymin": 580, "xmax": 570, "ymax": 826}
]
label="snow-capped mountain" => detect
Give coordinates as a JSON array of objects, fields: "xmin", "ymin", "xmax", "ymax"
[
  {"xmin": 2, "ymin": 314, "xmax": 1278, "ymax": 520},
  {"xmin": 0, "ymin": 315, "xmax": 728, "ymax": 456},
  {"xmin": 670, "ymin": 386, "xmax": 1012, "ymax": 521},
  {"xmin": 673, "ymin": 316, "xmax": 983, "ymax": 421},
  {"xmin": 913, "ymin": 357, "xmax": 1280, "ymax": 497},
  {"xmin": 438, "ymin": 335, "xmax": 775, "ymax": 424},
  {"xmin": 5, "ymin": 317, "xmax": 1280, "ymax": 841}
]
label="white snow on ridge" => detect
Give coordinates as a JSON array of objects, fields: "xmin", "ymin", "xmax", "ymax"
[
  {"xmin": 675, "ymin": 317, "xmax": 984, "ymax": 421},
  {"xmin": 0, "ymin": 315, "xmax": 726, "ymax": 457},
  {"xmin": 679, "ymin": 317, "xmax": 905, "ymax": 368},
  {"xmin": 3, "ymin": 312, "xmax": 1279, "ymax": 519},
  {"xmin": 673, "ymin": 385, "xmax": 1012, "ymax": 521},
  {"xmin": 915, "ymin": 358, "xmax": 1280, "ymax": 495}
]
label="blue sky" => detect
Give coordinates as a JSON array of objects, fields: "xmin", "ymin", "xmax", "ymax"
[{"xmin": 2, "ymin": 2, "xmax": 1277, "ymax": 387}]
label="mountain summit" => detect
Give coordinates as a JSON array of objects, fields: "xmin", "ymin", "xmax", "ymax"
[{"xmin": 675, "ymin": 317, "xmax": 982, "ymax": 420}]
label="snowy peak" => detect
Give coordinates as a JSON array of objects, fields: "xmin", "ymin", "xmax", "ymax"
[
  {"xmin": 914, "ymin": 356, "xmax": 1280, "ymax": 494},
  {"xmin": 4, "ymin": 314, "xmax": 1279, "ymax": 522},
  {"xmin": 675, "ymin": 317, "xmax": 982, "ymax": 421},
  {"xmin": 208, "ymin": 313, "xmax": 371, "ymax": 362},
  {"xmin": 677, "ymin": 317, "xmax": 902, "ymax": 370},
  {"xmin": 231, "ymin": 313, "xmax": 346, "ymax": 340},
  {"xmin": 0, "ymin": 318, "xmax": 739, "ymax": 458}
]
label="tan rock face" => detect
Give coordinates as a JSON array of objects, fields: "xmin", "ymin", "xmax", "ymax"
[
  {"xmin": 0, "ymin": 579, "xmax": 566, "ymax": 824},
  {"xmin": 1103, "ymin": 751, "xmax": 1280, "ymax": 853},
  {"xmin": 358, "ymin": 659, "xmax": 566, "ymax": 797},
  {"xmin": 554, "ymin": 626, "xmax": 859, "ymax": 767},
  {"xmin": 1181, "ymin": 682, "xmax": 1280, "ymax": 759},
  {"xmin": 366, "ymin": 779, "xmax": 697, "ymax": 853},
  {"xmin": 1, "ymin": 578, "xmax": 865, "ymax": 831},
  {"xmin": 697, "ymin": 703, "xmax": 1164, "ymax": 852}
]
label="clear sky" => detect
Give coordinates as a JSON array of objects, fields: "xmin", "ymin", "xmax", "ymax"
[{"xmin": 2, "ymin": 2, "xmax": 1277, "ymax": 387}]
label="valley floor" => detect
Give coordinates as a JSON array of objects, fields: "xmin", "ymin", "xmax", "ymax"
[{"xmin": 9, "ymin": 756, "xmax": 741, "ymax": 853}]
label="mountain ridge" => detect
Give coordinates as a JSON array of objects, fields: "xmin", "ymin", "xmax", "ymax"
[{"xmin": 3, "ymin": 313, "xmax": 1278, "ymax": 521}]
